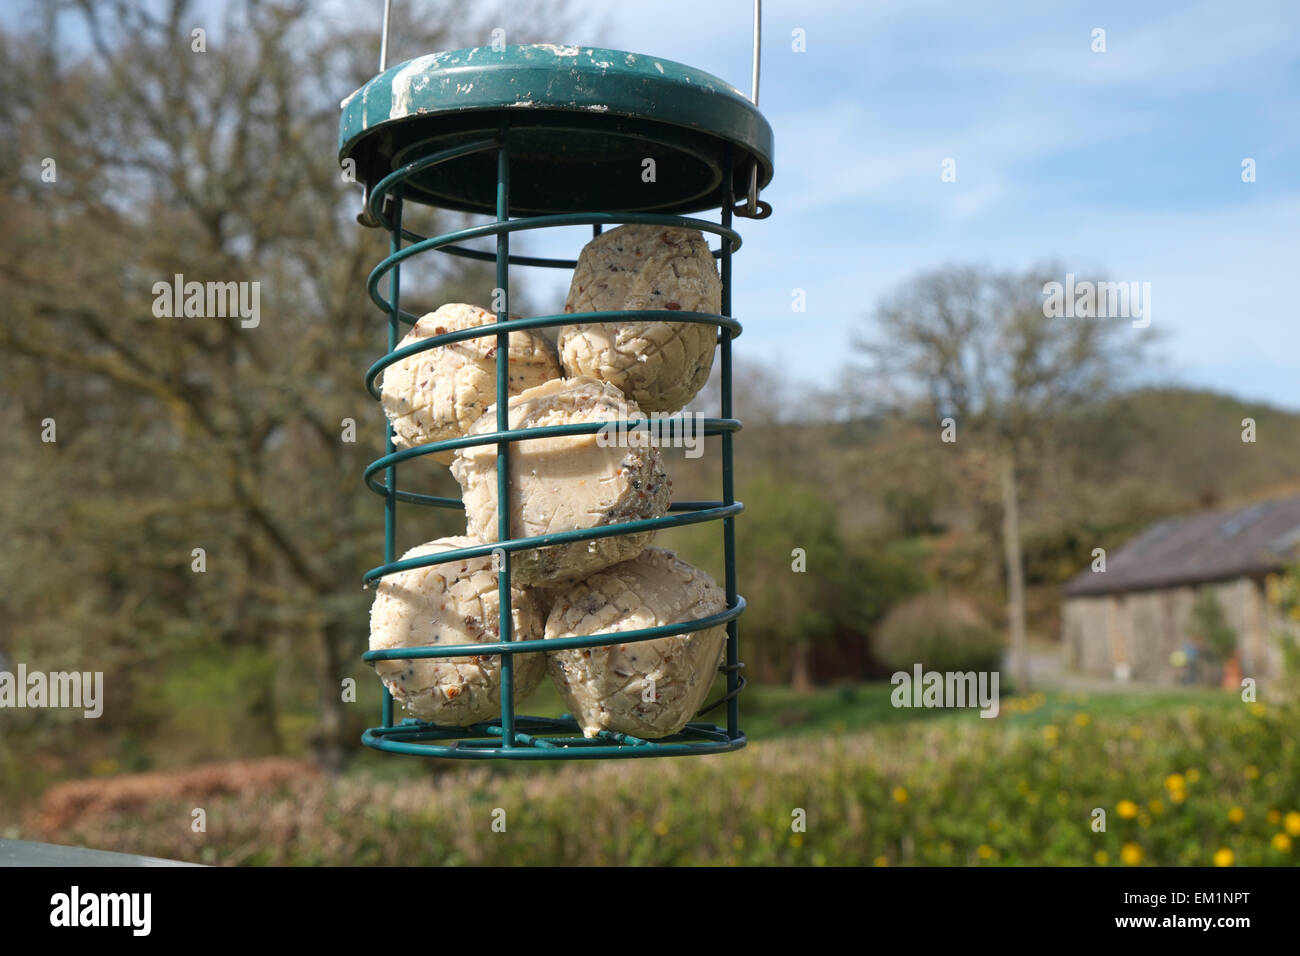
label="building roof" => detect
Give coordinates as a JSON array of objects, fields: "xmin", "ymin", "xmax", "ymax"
[{"xmin": 1062, "ymin": 493, "xmax": 1300, "ymax": 598}]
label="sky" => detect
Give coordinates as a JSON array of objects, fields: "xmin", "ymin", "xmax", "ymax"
[
  {"xmin": 24, "ymin": 0, "xmax": 1300, "ymax": 411},
  {"xmin": 507, "ymin": 0, "xmax": 1299, "ymax": 411}
]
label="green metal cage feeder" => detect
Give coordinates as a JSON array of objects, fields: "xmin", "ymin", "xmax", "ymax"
[{"xmin": 339, "ymin": 25, "xmax": 773, "ymax": 759}]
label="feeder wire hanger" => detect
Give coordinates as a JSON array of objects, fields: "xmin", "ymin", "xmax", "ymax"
[
  {"xmin": 743, "ymin": 0, "xmax": 769, "ymax": 218},
  {"xmin": 379, "ymin": 0, "xmax": 392, "ymax": 71}
]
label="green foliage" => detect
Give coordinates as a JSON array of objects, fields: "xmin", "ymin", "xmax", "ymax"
[
  {"xmin": 33, "ymin": 693, "xmax": 1298, "ymax": 867},
  {"xmin": 1268, "ymin": 559, "xmax": 1300, "ymax": 700},
  {"xmin": 666, "ymin": 465, "xmax": 928, "ymax": 681},
  {"xmin": 832, "ymin": 543, "xmax": 930, "ymax": 636},
  {"xmin": 873, "ymin": 594, "xmax": 1005, "ymax": 673},
  {"xmin": 146, "ymin": 645, "xmax": 282, "ymax": 762},
  {"xmin": 1189, "ymin": 591, "xmax": 1238, "ymax": 662}
]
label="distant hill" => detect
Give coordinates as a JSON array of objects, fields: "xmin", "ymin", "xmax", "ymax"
[{"xmin": 1062, "ymin": 387, "xmax": 1300, "ymax": 510}]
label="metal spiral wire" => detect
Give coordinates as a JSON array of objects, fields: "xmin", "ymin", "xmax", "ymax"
[{"xmin": 358, "ymin": 127, "xmax": 748, "ymax": 759}]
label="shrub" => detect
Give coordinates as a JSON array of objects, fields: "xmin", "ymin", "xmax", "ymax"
[
  {"xmin": 872, "ymin": 593, "xmax": 1005, "ymax": 673},
  {"xmin": 1189, "ymin": 590, "xmax": 1237, "ymax": 663},
  {"xmin": 27, "ymin": 697, "xmax": 1297, "ymax": 866}
]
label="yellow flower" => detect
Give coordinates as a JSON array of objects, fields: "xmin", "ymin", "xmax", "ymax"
[
  {"xmin": 892, "ymin": 786, "xmax": 909, "ymax": 804},
  {"xmin": 1128, "ymin": 726, "xmax": 1144, "ymax": 740},
  {"xmin": 977, "ymin": 844, "xmax": 995, "ymax": 860},
  {"xmin": 1227, "ymin": 807, "xmax": 1245, "ymax": 824},
  {"xmin": 1120, "ymin": 842, "xmax": 1143, "ymax": 865},
  {"xmin": 1094, "ymin": 850, "xmax": 1109, "ymax": 865},
  {"xmin": 873, "ymin": 855, "xmax": 889, "ymax": 866},
  {"xmin": 1164, "ymin": 773, "xmax": 1186, "ymax": 792},
  {"xmin": 1073, "ymin": 712, "xmax": 1091, "ymax": 727},
  {"xmin": 1285, "ymin": 812, "xmax": 1300, "ymax": 837},
  {"xmin": 1117, "ymin": 800, "xmax": 1139, "ymax": 820},
  {"xmin": 653, "ymin": 820, "xmax": 669, "ymax": 836},
  {"xmin": 789, "ymin": 833, "xmax": 803, "ymax": 848},
  {"xmin": 1185, "ymin": 768, "xmax": 1201, "ymax": 784},
  {"xmin": 1170, "ymin": 789, "xmax": 1186, "ymax": 804},
  {"xmin": 1043, "ymin": 725, "xmax": 1060, "ymax": 743},
  {"xmin": 1250, "ymin": 702, "xmax": 1267, "ymax": 716},
  {"xmin": 1267, "ymin": 809, "xmax": 1282, "ymax": 825},
  {"xmin": 1213, "ymin": 847, "xmax": 1234, "ymax": 867},
  {"xmin": 1245, "ymin": 765, "xmax": 1260, "ymax": 781},
  {"xmin": 1272, "ymin": 833, "xmax": 1293, "ymax": 853},
  {"xmin": 1148, "ymin": 799, "xmax": 1165, "ymax": 815}
]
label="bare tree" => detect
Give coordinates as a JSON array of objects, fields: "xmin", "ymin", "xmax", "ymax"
[
  {"xmin": 0, "ymin": 0, "xmax": 577, "ymax": 771},
  {"xmin": 850, "ymin": 263, "xmax": 1155, "ymax": 690}
]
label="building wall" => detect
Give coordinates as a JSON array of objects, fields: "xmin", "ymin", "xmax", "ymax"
[
  {"xmin": 1063, "ymin": 596, "xmax": 1115, "ymax": 675},
  {"xmin": 1063, "ymin": 576, "xmax": 1283, "ymax": 683}
]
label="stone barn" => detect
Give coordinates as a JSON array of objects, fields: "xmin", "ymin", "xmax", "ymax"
[{"xmin": 1061, "ymin": 493, "xmax": 1300, "ymax": 684}]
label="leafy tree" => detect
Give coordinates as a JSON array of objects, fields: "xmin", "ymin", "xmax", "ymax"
[{"xmin": 671, "ymin": 463, "xmax": 927, "ymax": 689}]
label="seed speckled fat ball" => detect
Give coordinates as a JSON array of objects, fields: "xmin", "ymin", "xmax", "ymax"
[
  {"xmin": 526, "ymin": 585, "xmax": 566, "ymax": 621},
  {"xmin": 545, "ymin": 548, "xmax": 727, "ymax": 739},
  {"xmin": 558, "ymin": 225, "xmax": 721, "ymax": 413},
  {"xmin": 368, "ymin": 537, "xmax": 546, "ymax": 725},
  {"xmin": 380, "ymin": 303, "xmax": 561, "ymax": 463},
  {"xmin": 449, "ymin": 377, "xmax": 671, "ymax": 587}
]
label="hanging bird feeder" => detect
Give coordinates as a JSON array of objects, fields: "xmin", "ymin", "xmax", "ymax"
[{"xmin": 340, "ymin": 5, "xmax": 773, "ymax": 759}]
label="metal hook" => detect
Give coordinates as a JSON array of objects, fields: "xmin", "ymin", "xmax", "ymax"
[
  {"xmin": 355, "ymin": 2, "xmax": 396, "ymax": 226},
  {"xmin": 356, "ymin": 181, "xmax": 381, "ymax": 228},
  {"xmin": 731, "ymin": 161, "xmax": 771, "ymax": 219},
  {"xmin": 695, "ymin": 661, "xmax": 748, "ymax": 716}
]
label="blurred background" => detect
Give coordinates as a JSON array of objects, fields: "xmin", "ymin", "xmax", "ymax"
[{"xmin": 1, "ymin": 0, "xmax": 1298, "ymax": 865}]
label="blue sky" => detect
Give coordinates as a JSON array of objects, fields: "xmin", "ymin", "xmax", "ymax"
[
  {"xmin": 508, "ymin": 0, "xmax": 1300, "ymax": 411},
  {"xmin": 28, "ymin": 0, "xmax": 1299, "ymax": 410}
]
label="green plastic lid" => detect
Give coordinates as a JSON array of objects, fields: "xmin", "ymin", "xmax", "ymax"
[{"xmin": 338, "ymin": 44, "xmax": 774, "ymax": 216}]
